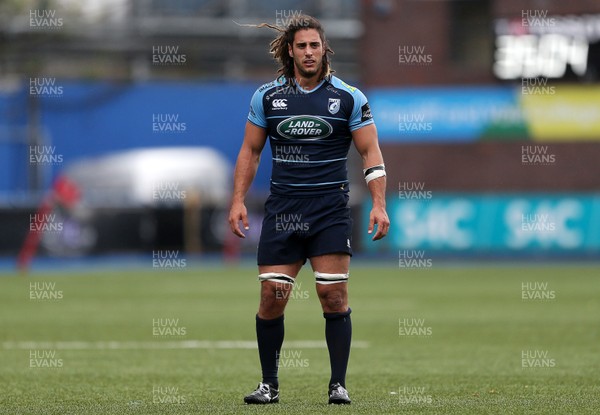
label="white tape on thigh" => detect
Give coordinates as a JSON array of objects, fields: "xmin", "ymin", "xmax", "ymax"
[
  {"xmin": 314, "ymin": 271, "xmax": 349, "ymax": 285},
  {"xmin": 258, "ymin": 273, "xmax": 295, "ymax": 285}
]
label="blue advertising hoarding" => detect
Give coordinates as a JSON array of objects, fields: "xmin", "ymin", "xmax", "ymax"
[
  {"xmin": 362, "ymin": 193, "xmax": 600, "ymax": 253},
  {"xmin": 369, "ymin": 87, "xmax": 520, "ymax": 142},
  {"xmin": 0, "ymin": 81, "xmax": 272, "ymax": 194},
  {"xmin": 369, "ymin": 86, "xmax": 600, "ymax": 142}
]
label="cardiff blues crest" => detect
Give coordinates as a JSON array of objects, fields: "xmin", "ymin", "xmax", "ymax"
[{"xmin": 328, "ymin": 98, "xmax": 341, "ymax": 115}]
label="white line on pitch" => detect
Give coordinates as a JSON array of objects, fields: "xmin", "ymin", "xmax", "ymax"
[{"xmin": 2, "ymin": 340, "xmax": 369, "ymax": 350}]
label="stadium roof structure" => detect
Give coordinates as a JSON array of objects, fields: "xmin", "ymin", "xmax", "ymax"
[{"xmin": 0, "ymin": 0, "xmax": 363, "ymax": 81}]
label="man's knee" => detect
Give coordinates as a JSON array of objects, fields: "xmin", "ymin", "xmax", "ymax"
[
  {"xmin": 258, "ymin": 274, "xmax": 294, "ymax": 318},
  {"xmin": 261, "ymin": 281, "xmax": 292, "ymax": 304},
  {"xmin": 317, "ymin": 286, "xmax": 347, "ymax": 312}
]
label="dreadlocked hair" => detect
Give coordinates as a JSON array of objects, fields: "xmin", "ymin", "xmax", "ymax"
[{"xmin": 254, "ymin": 15, "xmax": 334, "ymax": 82}]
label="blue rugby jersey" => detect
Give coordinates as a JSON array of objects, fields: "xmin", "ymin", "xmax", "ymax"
[{"xmin": 247, "ymin": 75, "xmax": 374, "ymax": 197}]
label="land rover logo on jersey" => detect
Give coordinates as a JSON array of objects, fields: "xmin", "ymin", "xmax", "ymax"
[
  {"xmin": 277, "ymin": 116, "xmax": 332, "ymax": 140},
  {"xmin": 328, "ymin": 98, "xmax": 341, "ymax": 115}
]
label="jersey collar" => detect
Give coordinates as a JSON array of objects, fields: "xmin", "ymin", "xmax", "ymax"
[{"xmin": 292, "ymin": 77, "xmax": 325, "ymax": 94}]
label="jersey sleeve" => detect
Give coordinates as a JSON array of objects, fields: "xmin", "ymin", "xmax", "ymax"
[
  {"xmin": 247, "ymin": 88, "xmax": 267, "ymax": 128},
  {"xmin": 348, "ymin": 88, "xmax": 374, "ymax": 132}
]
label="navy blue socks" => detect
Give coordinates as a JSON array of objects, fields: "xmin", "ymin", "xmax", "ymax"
[
  {"xmin": 256, "ymin": 314, "xmax": 284, "ymax": 389},
  {"xmin": 324, "ymin": 308, "xmax": 352, "ymax": 387}
]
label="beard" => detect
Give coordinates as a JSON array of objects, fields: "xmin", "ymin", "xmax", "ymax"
[{"xmin": 293, "ymin": 57, "xmax": 322, "ymax": 79}]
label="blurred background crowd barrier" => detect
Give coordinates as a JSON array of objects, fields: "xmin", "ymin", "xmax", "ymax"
[{"xmin": 0, "ymin": 0, "xmax": 599, "ymax": 264}]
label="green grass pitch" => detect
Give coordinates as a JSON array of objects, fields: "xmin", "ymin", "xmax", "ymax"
[{"xmin": 1, "ymin": 263, "xmax": 599, "ymax": 414}]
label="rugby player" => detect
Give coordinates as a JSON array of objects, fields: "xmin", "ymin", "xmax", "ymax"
[{"xmin": 228, "ymin": 14, "xmax": 389, "ymax": 405}]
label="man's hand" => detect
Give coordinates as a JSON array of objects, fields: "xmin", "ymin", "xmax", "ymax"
[
  {"xmin": 368, "ymin": 205, "xmax": 389, "ymax": 241},
  {"xmin": 229, "ymin": 201, "xmax": 250, "ymax": 238}
]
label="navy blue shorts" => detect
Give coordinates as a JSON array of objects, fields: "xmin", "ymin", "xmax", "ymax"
[{"xmin": 257, "ymin": 193, "xmax": 353, "ymax": 265}]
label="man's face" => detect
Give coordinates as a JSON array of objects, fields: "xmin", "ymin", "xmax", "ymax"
[{"xmin": 288, "ymin": 28, "xmax": 325, "ymax": 79}]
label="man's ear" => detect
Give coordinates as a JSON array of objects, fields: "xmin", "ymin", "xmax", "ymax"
[{"xmin": 288, "ymin": 43, "xmax": 293, "ymax": 58}]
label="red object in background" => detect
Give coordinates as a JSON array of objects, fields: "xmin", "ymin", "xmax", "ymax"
[
  {"xmin": 17, "ymin": 176, "xmax": 81, "ymax": 273},
  {"xmin": 222, "ymin": 228, "xmax": 241, "ymax": 264},
  {"xmin": 52, "ymin": 175, "xmax": 80, "ymax": 208}
]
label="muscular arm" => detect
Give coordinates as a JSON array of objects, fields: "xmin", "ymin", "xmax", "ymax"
[
  {"xmin": 352, "ymin": 123, "xmax": 390, "ymax": 241},
  {"xmin": 228, "ymin": 121, "xmax": 267, "ymax": 238}
]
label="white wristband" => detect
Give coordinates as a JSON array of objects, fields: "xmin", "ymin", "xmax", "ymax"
[
  {"xmin": 363, "ymin": 164, "xmax": 386, "ymax": 184},
  {"xmin": 365, "ymin": 169, "xmax": 386, "ymax": 184}
]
